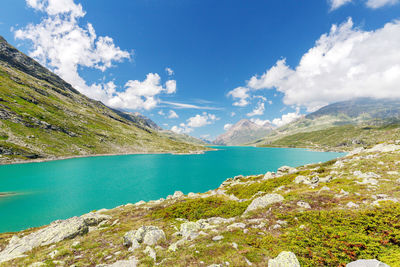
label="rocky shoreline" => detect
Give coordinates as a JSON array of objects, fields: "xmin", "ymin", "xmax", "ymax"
[{"xmin": 1, "ymin": 143, "xmax": 399, "ymax": 266}]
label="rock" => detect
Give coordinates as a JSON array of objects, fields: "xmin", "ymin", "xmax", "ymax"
[
  {"xmin": 168, "ymin": 238, "xmax": 186, "ymax": 252},
  {"xmin": 0, "ymin": 215, "xmax": 100, "ymax": 263},
  {"xmin": 346, "ymin": 259, "xmax": 390, "ymax": 267},
  {"xmin": 263, "ymin": 172, "xmax": 275, "ymax": 180},
  {"xmin": 134, "ymin": 200, "xmax": 146, "ymax": 206},
  {"xmin": 277, "ymin": 166, "xmax": 297, "ymax": 175},
  {"xmin": 232, "ymin": 242, "xmax": 238, "ymax": 249},
  {"xmin": 297, "ymin": 201, "xmax": 311, "ymax": 209},
  {"xmin": 294, "ymin": 175, "xmax": 312, "ymax": 185},
  {"xmin": 245, "ymin": 257, "xmax": 253, "ymax": 266},
  {"xmin": 244, "ymin": 194, "xmax": 284, "ymax": 214},
  {"xmin": 366, "ymin": 143, "xmax": 400, "ymax": 153},
  {"xmin": 333, "ymin": 160, "xmax": 344, "ymax": 168},
  {"xmin": 349, "ymin": 147, "xmax": 364, "ymax": 156},
  {"xmin": 227, "ymin": 223, "xmax": 246, "ymax": 230},
  {"xmin": 81, "ymin": 212, "xmax": 111, "ymax": 226},
  {"xmin": 319, "ymin": 175, "xmax": 333, "ymax": 183},
  {"xmin": 123, "ymin": 226, "xmax": 165, "ymax": 248},
  {"xmin": 207, "ymin": 264, "xmax": 222, "ymax": 267},
  {"xmin": 212, "ymin": 235, "xmax": 224, "ymax": 241},
  {"xmin": 97, "ymin": 257, "xmax": 138, "ymax": 267},
  {"xmin": 28, "ymin": 262, "xmax": 46, "ymax": 267},
  {"xmin": 180, "ymin": 221, "xmax": 202, "ymax": 239},
  {"xmin": 387, "ymin": 171, "xmax": 399, "ymax": 175},
  {"xmin": 319, "ymin": 186, "xmax": 331, "ymax": 192},
  {"xmin": 346, "ymin": 202, "xmax": 360, "ymax": 208},
  {"xmin": 144, "ymin": 246, "xmax": 156, "ymax": 261},
  {"xmin": 268, "ymin": 251, "xmax": 300, "ymax": 267},
  {"xmin": 49, "ymin": 249, "xmax": 59, "ymax": 259}
]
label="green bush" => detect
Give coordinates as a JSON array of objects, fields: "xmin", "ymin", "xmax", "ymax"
[{"xmin": 152, "ymin": 196, "xmax": 249, "ymax": 221}]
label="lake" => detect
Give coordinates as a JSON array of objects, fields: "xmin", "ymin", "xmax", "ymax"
[{"xmin": 0, "ymin": 146, "xmax": 344, "ymax": 233}]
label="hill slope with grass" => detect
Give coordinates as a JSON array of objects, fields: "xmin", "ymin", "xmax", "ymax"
[
  {"xmin": 0, "ymin": 36, "xmax": 206, "ymax": 164},
  {"xmin": 252, "ymin": 98, "xmax": 400, "ymax": 151},
  {"xmin": 1, "ymin": 142, "xmax": 400, "ymax": 266}
]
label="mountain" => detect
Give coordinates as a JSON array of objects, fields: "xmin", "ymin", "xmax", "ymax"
[
  {"xmin": 213, "ymin": 119, "xmax": 275, "ymax": 145},
  {"xmin": 0, "ymin": 36, "xmax": 205, "ymax": 163},
  {"xmin": 252, "ymin": 98, "xmax": 400, "ymax": 151}
]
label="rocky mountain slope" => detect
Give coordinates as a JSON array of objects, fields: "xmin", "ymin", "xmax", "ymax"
[
  {"xmin": 0, "ymin": 36, "xmax": 206, "ymax": 164},
  {"xmin": 1, "ymin": 142, "xmax": 399, "ymax": 266},
  {"xmin": 252, "ymin": 98, "xmax": 400, "ymax": 151},
  {"xmin": 213, "ymin": 119, "xmax": 275, "ymax": 146}
]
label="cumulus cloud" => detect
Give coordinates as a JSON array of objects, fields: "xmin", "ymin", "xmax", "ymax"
[
  {"xmin": 272, "ymin": 111, "xmax": 303, "ymax": 127},
  {"xmin": 329, "ymin": 0, "xmax": 353, "ymax": 10},
  {"xmin": 250, "ymin": 118, "xmax": 272, "ymax": 127},
  {"xmin": 165, "ymin": 67, "xmax": 174, "ymax": 76},
  {"xmin": 171, "ymin": 125, "xmax": 192, "ymax": 134},
  {"xmin": 227, "ymin": 87, "xmax": 250, "ymax": 107},
  {"xmin": 162, "ymin": 101, "xmax": 222, "ymax": 110},
  {"xmin": 168, "ymin": 110, "xmax": 179, "ymax": 119},
  {"xmin": 224, "ymin": 123, "xmax": 233, "ymax": 131},
  {"xmin": 245, "ymin": 18, "xmax": 400, "ymax": 111},
  {"xmin": 171, "ymin": 112, "xmax": 218, "ymax": 134},
  {"xmin": 247, "ymin": 102, "xmax": 265, "ymax": 117},
  {"xmin": 16, "ymin": 0, "xmax": 176, "ymax": 110},
  {"xmin": 187, "ymin": 112, "xmax": 218, "ymax": 127},
  {"xmin": 366, "ymin": 0, "xmax": 399, "ymax": 8}
]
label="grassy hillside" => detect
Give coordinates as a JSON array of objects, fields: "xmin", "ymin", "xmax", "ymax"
[
  {"xmin": 254, "ymin": 123, "xmax": 400, "ymax": 151},
  {"xmin": 1, "ymin": 143, "xmax": 399, "ymax": 266},
  {"xmin": 0, "ymin": 38, "xmax": 205, "ymax": 164}
]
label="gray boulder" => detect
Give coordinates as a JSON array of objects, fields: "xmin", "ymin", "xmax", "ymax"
[
  {"xmin": 346, "ymin": 259, "xmax": 389, "ymax": 267},
  {"xmin": 0, "ymin": 212, "xmax": 109, "ymax": 263},
  {"xmin": 97, "ymin": 257, "xmax": 138, "ymax": 267},
  {"xmin": 244, "ymin": 193, "xmax": 284, "ymax": 214},
  {"xmin": 123, "ymin": 226, "xmax": 165, "ymax": 247},
  {"xmin": 268, "ymin": 251, "xmax": 300, "ymax": 267}
]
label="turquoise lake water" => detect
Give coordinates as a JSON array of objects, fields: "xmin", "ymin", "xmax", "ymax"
[{"xmin": 0, "ymin": 146, "xmax": 344, "ymax": 233}]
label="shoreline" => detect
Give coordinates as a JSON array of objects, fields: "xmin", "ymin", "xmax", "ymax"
[{"xmin": 0, "ymin": 148, "xmax": 214, "ymax": 166}]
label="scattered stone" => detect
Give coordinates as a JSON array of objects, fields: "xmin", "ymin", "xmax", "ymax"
[
  {"xmin": 97, "ymin": 257, "xmax": 138, "ymax": 267},
  {"xmin": 81, "ymin": 212, "xmax": 111, "ymax": 226},
  {"xmin": 268, "ymin": 251, "xmax": 300, "ymax": 267},
  {"xmin": 144, "ymin": 246, "xmax": 156, "ymax": 261},
  {"xmin": 134, "ymin": 200, "xmax": 146, "ymax": 206},
  {"xmin": 212, "ymin": 235, "xmax": 224, "ymax": 241},
  {"xmin": 297, "ymin": 201, "xmax": 311, "ymax": 209},
  {"xmin": 123, "ymin": 226, "xmax": 165, "ymax": 248},
  {"xmin": 49, "ymin": 249, "xmax": 59, "ymax": 259},
  {"xmin": 0, "ymin": 213, "xmax": 108, "ymax": 263},
  {"xmin": 207, "ymin": 264, "xmax": 222, "ymax": 267},
  {"xmin": 319, "ymin": 186, "xmax": 331, "ymax": 192},
  {"xmin": 232, "ymin": 242, "xmax": 238, "ymax": 249},
  {"xmin": 346, "ymin": 202, "xmax": 360, "ymax": 209},
  {"xmin": 28, "ymin": 262, "xmax": 46, "ymax": 267},
  {"xmin": 346, "ymin": 259, "xmax": 390, "ymax": 267},
  {"xmin": 227, "ymin": 223, "xmax": 246, "ymax": 230},
  {"xmin": 387, "ymin": 171, "xmax": 399, "ymax": 175},
  {"xmin": 263, "ymin": 172, "xmax": 275, "ymax": 180},
  {"xmin": 366, "ymin": 143, "xmax": 400, "ymax": 153},
  {"xmin": 245, "ymin": 257, "xmax": 253, "ymax": 266},
  {"xmin": 319, "ymin": 175, "xmax": 333, "ymax": 183},
  {"xmin": 167, "ymin": 191, "xmax": 184, "ymax": 200},
  {"xmin": 277, "ymin": 166, "xmax": 297, "ymax": 175},
  {"xmin": 244, "ymin": 193, "xmax": 284, "ymax": 214}
]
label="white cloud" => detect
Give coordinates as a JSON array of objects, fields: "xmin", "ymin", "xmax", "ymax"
[
  {"xmin": 224, "ymin": 123, "xmax": 233, "ymax": 131},
  {"xmin": 171, "ymin": 112, "xmax": 218, "ymax": 134},
  {"xmin": 158, "ymin": 110, "xmax": 165, "ymax": 116},
  {"xmin": 187, "ymin": 112, "xmax": 218, "ymax": 127},
  {"xmin": 247, "ymin": 102, "xmax": 265, "ymax": 117},
  {"xmin": 230, "ymin": 112, "xmax": 236, "ymax": 117},
  {"xmin": 165, "ymin": 67, "xmax": 174, "ymax": 76},
  {"xmin": 366, "ymin": 0, "xmax": 399, "ymax": 8},
  {"xmin": 171, "ymin": 125, "xmax": 192, "ymax": 134},
  {"xmin": 227, "ymin": 87, "xmax": 250, "ymax": 107},
  {"xmin": 16, "ymin": 0, "xmax": 176, "ymax": 111},
  {"xmin": 168, "ymin": 110, "xmax": 179, "ymax": 119},
  {"xmin": 250, "ymin": 118, "xmax": 271, "ymax": 127},
  {"xmin": 162, "ymin": 101, "xmax": 221, "ymax": 110},
  {"xmin": 329, "ymin": 0, "xmax": 353, "ymax": 10},
  {"xmin": 245, "ymin": 18, "xmax": 400, "ymax": 112},
  {"xmin": 272, "ymin": 111, "xmax": 303, "ymax": 127}
]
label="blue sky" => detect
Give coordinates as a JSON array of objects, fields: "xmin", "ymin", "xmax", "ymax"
[{"xmin": 1, "ymin": 0, "xmax": 400, "ymax": 139}]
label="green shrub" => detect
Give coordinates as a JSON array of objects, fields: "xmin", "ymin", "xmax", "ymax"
[{"xmin": 152, "ymin": 196, "xmax": 249, "ymax": 221}]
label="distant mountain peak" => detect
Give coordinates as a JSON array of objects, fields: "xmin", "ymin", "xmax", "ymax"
[{"xmin": 213, "ymin": 119, "xmax": 275, "ymax": 146}]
